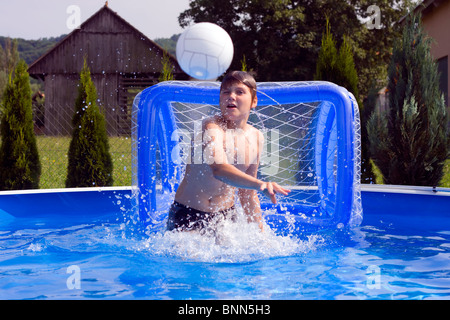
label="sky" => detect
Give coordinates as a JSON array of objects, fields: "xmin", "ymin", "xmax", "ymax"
[{"xmin": 0, "ymin": 0, "xmax": 191, "ymax": 40}]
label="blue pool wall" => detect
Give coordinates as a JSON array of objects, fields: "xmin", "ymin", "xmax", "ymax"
[{"xmin": 1, "ymin": 185, "xmax": 449, "ymax": 231}]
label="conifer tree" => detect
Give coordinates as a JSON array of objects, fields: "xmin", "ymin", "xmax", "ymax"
[
  {"xmin": 0, "ymin": 38, "xmax": 19, "ymax": 102},
  {"xmin": 336, "ymin": 37, "xmax": 359, "ymax": 99},
  {"xmin": 314, "ymin": 19, "xmax": 375, "ymax": 182},
  {"xmin": 0, "ymin": 59, "xmax": 41, "ymax": 190},
  {"xmin": 66, "ymin": 59, "xmax": 113, "ymax": 187},
  {"xmin": 314, "ymin": 19, "xmax": 339, "ymax": 85},
  {"xmin": 367, "ymin": 14, "xmax": 449, "ymax": 186},
  {"xmin": 315, "ymin": 19, "xmax": 360, "ymax": 103},
  {"xmin": 158, "ymin": 51, "xmax": 174, "ymax": 82}
]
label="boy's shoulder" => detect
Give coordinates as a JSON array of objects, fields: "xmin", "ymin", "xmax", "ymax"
[
  {"xmin": 202, "ymin": 116, "xmax": 263, "ymax": 139},
  {"xmin": 202, "ymin": 115, "xmax": 225, "ymax": 130}
]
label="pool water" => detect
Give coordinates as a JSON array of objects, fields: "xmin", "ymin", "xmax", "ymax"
[{"xmin": 1, "ymin": 203, "xmax": 450, "ymax": 300}]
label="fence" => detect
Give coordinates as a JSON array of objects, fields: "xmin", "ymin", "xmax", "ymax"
[{"xmin": 30, "ymin": 98, "xmax": 133, "ymax": 189}]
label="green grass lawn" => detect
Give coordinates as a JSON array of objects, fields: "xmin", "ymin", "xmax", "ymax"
[
  {"xmin": 10, "ymin": 136, "xmax": 450, "ymax": 189},
  {"xmin": 37, "ymin": 136, "xmax": 132, "ymax": 189}
]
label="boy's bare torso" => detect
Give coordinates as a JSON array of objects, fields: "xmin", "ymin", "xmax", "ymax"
[{"xmin": 174, "ymin": 115, "xmax": 263, "ymax": 212}]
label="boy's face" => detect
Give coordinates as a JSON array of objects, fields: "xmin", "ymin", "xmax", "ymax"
[{"xmin": 219, "ymin": 82, "xmax": 257, "ymax": 122}]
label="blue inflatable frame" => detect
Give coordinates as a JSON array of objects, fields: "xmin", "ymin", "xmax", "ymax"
[{"xmin": 133, "ymin": 81, "xmax": 361, "ymax": 231}]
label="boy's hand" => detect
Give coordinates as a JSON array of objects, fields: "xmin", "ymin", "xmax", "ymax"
[{"xmin": 259, "ymin": 182, "xmax": 291, "ymax": 204}]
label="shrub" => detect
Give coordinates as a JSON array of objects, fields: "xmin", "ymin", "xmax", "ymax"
[
  {"xmin": 0, "ymin": 59, "xmax": 41, "ymax": 190},
  {"xmin": 314, "ymin": 18, "xmax": 375, "ymax": 182},
  {"xmin": 66, "ymin": 59, "xmax": 113, "ymax": 187},
  {"xmin": 367, "ymin": 14, "xmax": 449, "ymax": 186}
]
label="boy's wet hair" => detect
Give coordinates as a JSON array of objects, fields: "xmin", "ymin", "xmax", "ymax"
[{"xmin": 220, "ymin": 71, "xmax": 257, "ymax": 100}]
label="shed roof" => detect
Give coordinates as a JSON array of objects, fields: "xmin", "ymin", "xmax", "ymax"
[{"xmin": 28, "ymin": 4, "xmax": 183, "ymax": 78}]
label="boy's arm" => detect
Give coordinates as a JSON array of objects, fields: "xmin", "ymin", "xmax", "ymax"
[
  {"xmin": 204, "ymin": 122, "xmax": 290, "ymax": 202},
  {"xmin": 203, "ymin": 121, "xmax": 262, "ymax": 190},
  {"xmin": 238, "ymin": 163, "xmax": 263, "ymax": 230}
]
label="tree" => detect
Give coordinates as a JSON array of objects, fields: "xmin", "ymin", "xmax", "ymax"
[
  {"xmin": 178, "ymin": 0, "xmax": 412, "ymax": 97},
  {"xmin": 336, "ymin": 37, "xmax": 359, "ymax": 99},
  {"xmin": 158, "ymin": 51, "xmax": 174, "ymax": 82},
  {"xmin": 350, "ymin": 0, "xmax": 417, "ymax": 95},
  {"xmin": 179, "ymin": 0, "xmax": 309, "ymax": 81},
  {"xmin": 0, "ymin": 38, "xmax": 19, "ymax": 102},
  {"xmin": 66, "ymin": 58, "xmax": 113, "ymax": 188},
  {"xmin": 367, "ymin": 14, "xmax": 449, "ymax": 186},
  {"xmin": 154, "ymin": 34, "xmax": 180, "ymax": 56},
  {"xmin": 0, "ymin": 59, "xmax": 41, "ymax": 190},
  {"xmin": 314, "ymin": 19, "xmax": 359, "ymax": 98},
  {"xmin": 314, "ymin": 19, "xmax": 375, "ymax": 182},
  {"xmin": 314, "ymin": 19, "xmax": 339, "ymax": 84}
]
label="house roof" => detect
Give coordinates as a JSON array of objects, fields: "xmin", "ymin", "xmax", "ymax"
[{"xmin": 28, "ymin": 4, "xmax": 183, "ymax": 77}]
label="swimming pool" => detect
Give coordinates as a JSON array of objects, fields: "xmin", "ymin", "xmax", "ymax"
[{"xmin": 0, "ymin": 185, "xmax": 449, "ymax": 300}]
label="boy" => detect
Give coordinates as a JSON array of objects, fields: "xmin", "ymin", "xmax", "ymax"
[{"xmin": 167, "ymin": 71, "xmax": 290, "ymax": 232}]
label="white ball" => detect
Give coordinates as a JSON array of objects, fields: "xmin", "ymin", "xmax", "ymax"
[{"xmin": 176, "ymin": 22, "xmax": 234, "ymax": 80}]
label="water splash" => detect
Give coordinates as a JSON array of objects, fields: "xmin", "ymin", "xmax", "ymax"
[
  {"xmin": 131, "ymin": 209, "xmax": 324, "ymax": 263},
  {"xmin": 257, "ymin": 88, "xmax": 283, "ymax": 107},
  {"xmin": 252, "ymin": 88, "xmax": 284, "ymax": 131}
]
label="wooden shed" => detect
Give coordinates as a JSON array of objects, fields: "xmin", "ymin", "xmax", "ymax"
[{"xmin": 28, "ymin": 4, "xmax": 188, "ymax": 136}]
